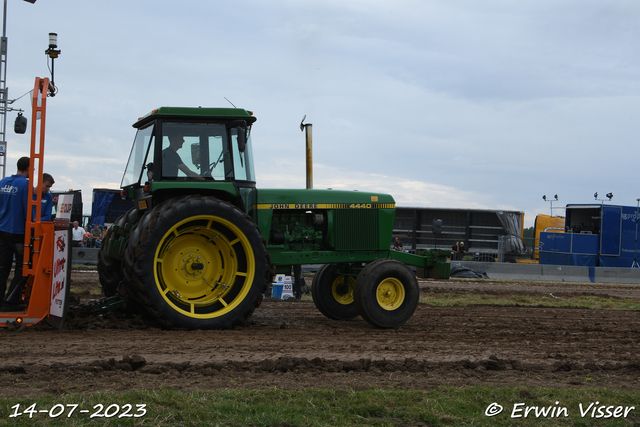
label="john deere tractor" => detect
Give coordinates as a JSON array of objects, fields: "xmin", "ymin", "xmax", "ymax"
[{"xmin": 98, "ymin": 107, "xmax": 449, "ymax": 330}]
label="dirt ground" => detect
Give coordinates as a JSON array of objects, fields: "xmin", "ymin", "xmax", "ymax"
[{"xmin": 0, "ymin": 270, "xmax": 639, "ymax": 398}]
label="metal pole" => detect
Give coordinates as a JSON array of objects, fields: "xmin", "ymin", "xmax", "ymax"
[
  {"xmin": 633, "ymin": 198, "xmax": 639, "ymax": 268},
  {"xmin": 0, "ymin": 0, "xmax": 7, "ymax": 178},
  {"xmin": 2, "ymin": 0, "xmax": 6, "ymax": 38},
  {"xmin": 304, "ymin": 124, "xmax": 312, "ymax": 189},
  {"xmin": 300, "ymin": 115, "xmax": 312, "ymax": 189}
]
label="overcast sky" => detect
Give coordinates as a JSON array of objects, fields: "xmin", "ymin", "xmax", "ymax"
[{"xmin": 2, "ymin": 1, "xmax": 639, "ymax": 226}]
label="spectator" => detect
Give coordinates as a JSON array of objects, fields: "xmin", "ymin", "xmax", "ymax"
[
  {"xmin": 458, "ymin": 242, "xmax": 467, "ymax": 258},
  {"xmin": 451, "ymin": 241, "xmax": 461, "ymax": 260},
  {"xmin": 98, "ymin": 225, "xmax": 107, "ymax": 247},
  {"xmin": 292, "ymin": 265, "xmax": 305, "ymax": 300},
  {"xmin": 88, "ymin": 224, "xmax": 102, "ymax": 248},
  {"xmin": 392, "ymin": 237, "xmax": 404, "ymax": 251},
  {"xmin": 71, "ymin": 221, "xmax": 85, "ymax": 247}
]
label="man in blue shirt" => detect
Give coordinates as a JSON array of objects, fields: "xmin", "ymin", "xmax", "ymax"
[
  {"xmin": 40, "ymin": 173, "xmax": 55, "ymax": 221},
  {"xmin": 32, "ymin": 173, "xmax": 55, "ymax": 221},
  {"xmin": 0, "ymin": 157, "xmax": 29, "ymax": 311}
]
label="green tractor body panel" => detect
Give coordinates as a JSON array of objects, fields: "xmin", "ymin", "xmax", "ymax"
[
  {"xmin": 134, "ymin": 107, "xmax": 256, "ymax": 128},
  {"xmin": 251, "ymin": 189, "xmax": 396, "ymax": 269},
  {"xmin": 150, "ymin": 181, "xmax": 240, "ymax": 198}
]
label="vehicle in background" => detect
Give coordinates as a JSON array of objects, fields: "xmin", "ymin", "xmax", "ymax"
[
  {"xmin": 89, "ymin": 188, "xmax": 133, "ymax": 228},
  {"xmin": 393, "ymin": 207, "xmax": 526, "ymax": 262},
  {"xmin": 539, "ymin": 203, "xmax": 640, "ymax": 267},
  {"xmin": 532, "ymin": 214, "xmax": 565, "ymax": 262},
  {"xmin": 51, "ymin": 188, "xmax": 133, "ymax": 229}
]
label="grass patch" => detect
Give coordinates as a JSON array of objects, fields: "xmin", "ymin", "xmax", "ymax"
[
  {"xmin": 0, "ymin": 387, "xmax": 638, "ymax": 426},
  {"xmin": 420, "ymin": 293, "xmax": 640, "ymax": 310}
]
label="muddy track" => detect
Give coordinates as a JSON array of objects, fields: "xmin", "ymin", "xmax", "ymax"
[{"xmin": 0, "ymin": 272, "xmax": 639, "ymax": 397}]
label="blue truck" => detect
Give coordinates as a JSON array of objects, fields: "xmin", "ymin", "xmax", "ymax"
[
  {"xmin": 539, "ymin": 203, "xmax": 640, "ymax": 267},
  {"xmin": 52, "ymin": 188, "xmax": 133, "ymax": 228}
]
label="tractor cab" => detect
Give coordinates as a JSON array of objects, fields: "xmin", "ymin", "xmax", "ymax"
[{"xmin": 121, "ymin": 107, "xmax": 257, "ymax": 210}]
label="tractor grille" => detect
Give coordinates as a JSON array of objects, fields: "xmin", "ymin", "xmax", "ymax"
[{"xmin": 333, "ymin": 209, "xmax": 379, "ymax": 250}]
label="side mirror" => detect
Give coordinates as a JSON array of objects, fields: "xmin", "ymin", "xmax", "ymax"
[
  {"xmin": 190, "ymin": 143, "xmax": 200, "ymax": 166},
  {"xmin": 228, "ymin": 120, "xmax": 248, "ymax": 153},
  {"xmin": 146, "ymin": 162, "xmax": 154, "ymax": 181},
  {"xmin": 237, "ymin": 129, "xmax": 246, "ymax": 153},
  {"xmin": 14, "ymin": 113, "xmax": 27, "ymax": 134}
]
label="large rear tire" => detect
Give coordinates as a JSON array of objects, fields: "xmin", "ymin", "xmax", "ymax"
[
  {"xmin": 353, "ymin": 259, "xmax": 419, "ymax": 328},
  {"xmin": 123, "ymin": 195, "xmax": 269, "ymax": 329},
  {"xmin": 97, "ymin": 208, "xmax": 139, "ymax": 296},
  {"xmin": 311, "ymin": 264, "xmax": 359, "ymax": 321}
]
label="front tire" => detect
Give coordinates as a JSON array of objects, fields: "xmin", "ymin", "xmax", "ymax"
[
  {"xmin": 123, "ymin": 195, "xmax": 269, "ymax": 329},
  {"xmin": 354, "ymin": 259, "xmax": 419, "ymax": 328},
  {"xmin": 311, "ymin": 264, "xmax": 359, "ymax": 321}
]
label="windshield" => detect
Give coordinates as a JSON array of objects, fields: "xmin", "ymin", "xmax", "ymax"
[
  {"xmin": 161, "ymin": 122, "xmax": 255, "ymax": 182},
  {"xmin": 161, "ymin": 122, "xmax": 228, "ymax": 179},
  {"xmin": 122, "ymin": 124, "xmax": 154, "ymax": 187},
  {"xmin": 122, "ymin": 120, "xmax": 256, "ymax": 187}
]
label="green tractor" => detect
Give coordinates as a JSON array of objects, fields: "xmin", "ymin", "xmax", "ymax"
[{"xmin": 98, "ymin": 107, "xmax": 449, "ymax": 330}]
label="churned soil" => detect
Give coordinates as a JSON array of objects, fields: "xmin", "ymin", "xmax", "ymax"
[{"xmin": 0, "ymin": 271, "xmax": 639, "ymax": 398}]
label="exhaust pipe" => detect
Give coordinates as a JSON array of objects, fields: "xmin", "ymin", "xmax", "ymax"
[{"xmin": 300, "ymin": 115, "xmax": 312, "ymax": 189}]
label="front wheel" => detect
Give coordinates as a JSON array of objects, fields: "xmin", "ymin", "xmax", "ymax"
[
  {"xmin": 123, "ymin": 195, "xmax": 269, "ymax": 329},
  {"xmin": 354, "ymin": 259, "xmax": 419, "ymax": 328},
  {"xmin": 311, "ymin": 264, "xmax": 359, "ymax": 321}
]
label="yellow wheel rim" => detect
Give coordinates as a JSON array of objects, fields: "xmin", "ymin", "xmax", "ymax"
[
  {"xmin": 331, "ymin": 275, "xmax": 355, "ymax": 305},
  {"xmin": 153, "ymin": 215, "xmax": 255, "ymax": 319},
  {"xmin": 376, "ymin": 277, "xmax": 405, "ymax": 311}
]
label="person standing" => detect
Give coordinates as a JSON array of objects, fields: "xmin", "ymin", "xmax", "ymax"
[
  {"xmin": 451, "ymin": 241, "xmax": 461, "ymax": 260},
  {"xmin": 458, "ymin": 241, "xmax": 467, "ymax": 259},
  {"xmin": 32, "ymin": 173, "xmax": 55, "ymax": 221},
  {"xmin": 71, "ymin": 221, "xmax": 86, "ymax": 247},
  {"xmin": 40, "ymin": 173, "xmax": 55, "ymax": 221},
  {"xmin": 292, "ymin": 265, "xmax": 305, "ymax": 300},
  {"xmin": 0, "ymin": 157, "xmax": 29, "ymax": 310}
]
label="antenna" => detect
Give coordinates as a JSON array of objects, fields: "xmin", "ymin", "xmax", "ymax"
[{"xmin": 224, "ymin": 97, "xmax": 237, "ymax": 108}]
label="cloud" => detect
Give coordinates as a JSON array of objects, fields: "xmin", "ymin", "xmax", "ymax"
[
  {"xmin": 0, "ymin": 0, "xmax": 638, "ymax": 229},
  {"xmin": 258, "ymin": 159, "xmax": 499, "ymax": 210}
]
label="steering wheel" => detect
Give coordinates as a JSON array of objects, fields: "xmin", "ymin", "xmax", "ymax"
[{"xmin": 204, "ymin": 152, "xmax": 224, "ymax": 176}]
